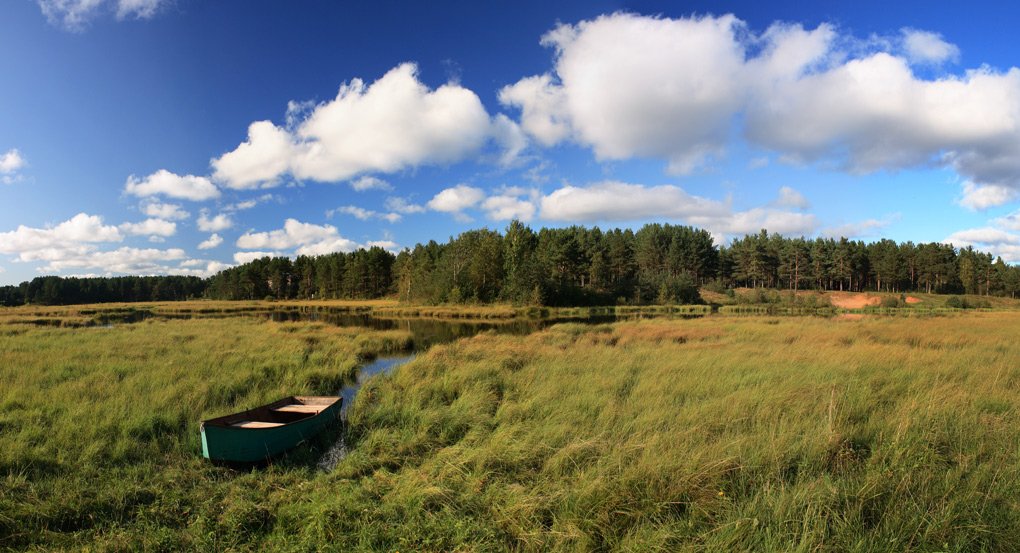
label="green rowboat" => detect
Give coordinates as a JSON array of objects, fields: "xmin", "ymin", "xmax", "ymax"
[{"xmin": 200, "ymin": 396, "xmax": 342, "ymax": 463}]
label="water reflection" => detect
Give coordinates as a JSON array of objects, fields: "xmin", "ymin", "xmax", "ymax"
[
  {"xmin": 269, "ymin": 310, "xmax": 549, "ymax": 349},
  {"xmin": 266, "ymin": 310, "xmax": 701, "ymax": 350}
]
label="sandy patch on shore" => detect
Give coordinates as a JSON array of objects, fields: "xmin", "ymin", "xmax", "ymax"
[
  {"xmin": 905, "ymin": 296, "xmax": 922, "ymax": 304},
  {"xmin": 829, "ymin": 293, "xmax": 881, "ymax": 309}
]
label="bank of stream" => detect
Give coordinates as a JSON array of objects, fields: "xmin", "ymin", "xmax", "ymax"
[{"xmin": 306, "ymin": 311, "xmax": 703, "ymax": 470}]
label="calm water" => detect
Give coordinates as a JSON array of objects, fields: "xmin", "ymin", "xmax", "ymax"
[{"xmin": 266, "ymin": 310, "xmax": 632, "ymax": 350}]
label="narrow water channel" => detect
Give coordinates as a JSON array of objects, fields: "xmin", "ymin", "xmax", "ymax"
[
  {"xmin": 318, "ymin": 353, "xmax": 415, "ymax": 471},
  {"xmin": 339, "ymin": 354, "xmax": 417, "ymax": 416}
]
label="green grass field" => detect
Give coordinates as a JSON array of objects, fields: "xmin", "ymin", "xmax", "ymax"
[{"xmin": 2, "ymin": 310, "xmax": 1020, "ymax": 551}]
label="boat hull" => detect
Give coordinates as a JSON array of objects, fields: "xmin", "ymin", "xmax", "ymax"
[{"xmin": 201, "ymin": 397, "xmax": 342, "ymax": 463}]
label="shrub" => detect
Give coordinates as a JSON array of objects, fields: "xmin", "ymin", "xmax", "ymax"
[
  {"xmin": 656, "ymin": 274, "xmax": 703, "ymax": 305},
  {"xmin": 447, "ymin": 286, "xmax": 464, "ymax": 304},
  {"xmin": 702, "ymin": 279, "xmax": 728, "ymax": 294}
]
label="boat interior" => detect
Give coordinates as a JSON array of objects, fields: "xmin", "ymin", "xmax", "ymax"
[{"xmin": 202, "ymin": 396, "xmax": 340, "ymax": 429}]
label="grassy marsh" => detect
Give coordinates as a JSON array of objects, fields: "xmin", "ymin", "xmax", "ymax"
[
  {"xmin": 2, "ymin": 311, "xmax": 1020, "ymax": 550},
  {"xmin": 2, "ymin": 290, "xmax": 1016, "ymax": 330},
  {"xmin": 327, "ymin": 313, "xmax": 1020, "ymax": 551},
  {"xmin": 0, "ymin": 317, "xmax": 410, "ymax": 550}
]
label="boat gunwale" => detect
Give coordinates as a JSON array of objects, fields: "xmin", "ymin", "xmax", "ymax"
[{"xmin": 201, "ymin": 395, "xmax": 341, "ymax": 429}]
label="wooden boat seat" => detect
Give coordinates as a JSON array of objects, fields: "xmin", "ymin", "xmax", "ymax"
[
  {"xmin": 231, "ymin": 420, "xmax": 284, "ymax": 428},
  {"xmin": 272, "ymin": 404, "xmax": 324, "ymax": 414}
]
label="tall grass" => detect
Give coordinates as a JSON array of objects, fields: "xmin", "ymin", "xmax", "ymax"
[
  {"xmin": 0, "ymin": 318, "xmax": 410, "ymax": 550},
  {"xmin": 3, "ymin": 313, "xmax": 1020, "ymax": 550},
  {"xmin": 315, "ymin": 314, "xmax": 1020, "ymax": 551}
]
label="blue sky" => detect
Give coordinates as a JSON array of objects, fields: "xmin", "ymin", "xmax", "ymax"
[{"xmin": 3, "ymin": 0, "xmax": 1020, "ymax": 285}]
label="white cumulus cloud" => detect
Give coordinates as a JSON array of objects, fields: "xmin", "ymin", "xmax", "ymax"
[
  {"xmin": 198, "ymin": 233, "xmax": 223, "ymax": 250},
  {"xmin": 233, "ymin": 218, "xmax": 394, "ymax": 259},
  {"xmin": 992, "ymin": 209, "xmax": 1020, "ymax": 231},
  {"xmin": 385, "ymin": 196, "xmax": 427, "ymax": 214},
  {"xmin": 172, "ymin": 260, "xmax": 232, "ymax": 277},
  {"xmin": 125, "ymin": 169, "xmax": 220, "ymax": 201},
  {"xmin": 427, "ymin": 184, "xmax": 485, "ymax": 213},
  {"xmin": 773, "ymin": 186, "xmax": 811, "ymax": 210},
  {"xmin": 741, "ymin": 25, "xmax": 1020, "ymax": 208},
  {"xmin": 212, "ymin": 64, "xmax": 494, "ymax": 189},
  {"xmin": 210, "ymin": 121, "xmax": 295, "ymax": 190},
  {"xmin": 945, "ymin": 227, "xmax": 1020, "ymax": 262},
  {"xmin": 946, "ymin": 227, "xmax": 1020, "ymax": 246},
  {"xmin": 708, "ymin": 207, "xmax": 818, "ymax": 237},
  {"xmin": 539, "ymin": 181, "xmax": 729, "ymax": 222},
  {"xmin": 223, "ymin": 194, "xmax": 274, "ymax": 212},
  {"xmin": 482, "ymin": 194, "xmax": 537, "ymax": 221},
  {"xmin": 1, "ymin": 149, "xmax": 27, "ymax": 184},
  {"xmin": 502, "ymin": 13, "xmax": 747, "ymax": 174},
  {"xmin": 958, "ymin": 182, "xmax": 1019, "ymax": 210},
  {"xmin": 533, "ymin": 180, "xmax": 816, "ymax": 238},
  {"xmin": 901, "ymin": 29, "xmax": 960, "ymax": 65},
  {"xmin": 491, "ymin": 114, "xmax": 529, "ymax": 167},
  {"xmin": 141, "ymin": 201, "xmax": 190, "ymax": 220},
  {"xmin": 327, "ymin": 206, "xmax": 401, "ymax": 223},
  {"xmin": 197, "ymin": 211, "xmax": 233, "ymax": 232},
  {"xmin": 499, "ymin": 74, "xmax": 570, "ymax": 147},
  {"xmin": 237, "ymin": 219, "xmax": 344, "ymax": 251},
  {"xmin": 0, "ymin": 212, "xmax": 212, "ymax": 277},
  {"xmin": 37, "ymin": 247, "xmax": 186, "ymax": 273},
  {"xmin": 0, "ymin": 213, "xmax": 122, "ymax": 255},
  {"xmin": 502, "ymin": 13, "xmax": 1020, "ymax": 207},
  {"xmin": 0, "ymin": 149, "xmax": 26, "ymax": 174},
  {"xmin": 119, "ymin": 218, "xmax": 176, "ymax": 237}
]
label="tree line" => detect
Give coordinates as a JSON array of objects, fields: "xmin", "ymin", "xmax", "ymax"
[
  {"xmin": 0, "ymin": 275, "xmax": 207, "ymax": 306},
  {"xmin": 723, "ymin": 232, "xmax": 1017, "ymax": 296},
  {"xmin": 203, "ymin": 248, "xmax": 394, "ymax": 301},
  {"xmin": 2, "ymin": 222, "xmax": 1019, "ymax": 306}
]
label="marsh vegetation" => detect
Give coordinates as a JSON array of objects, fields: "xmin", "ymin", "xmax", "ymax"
[{"xmin": 2, "ymin": 306, "xmax": 1019, "ymax": 550}]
